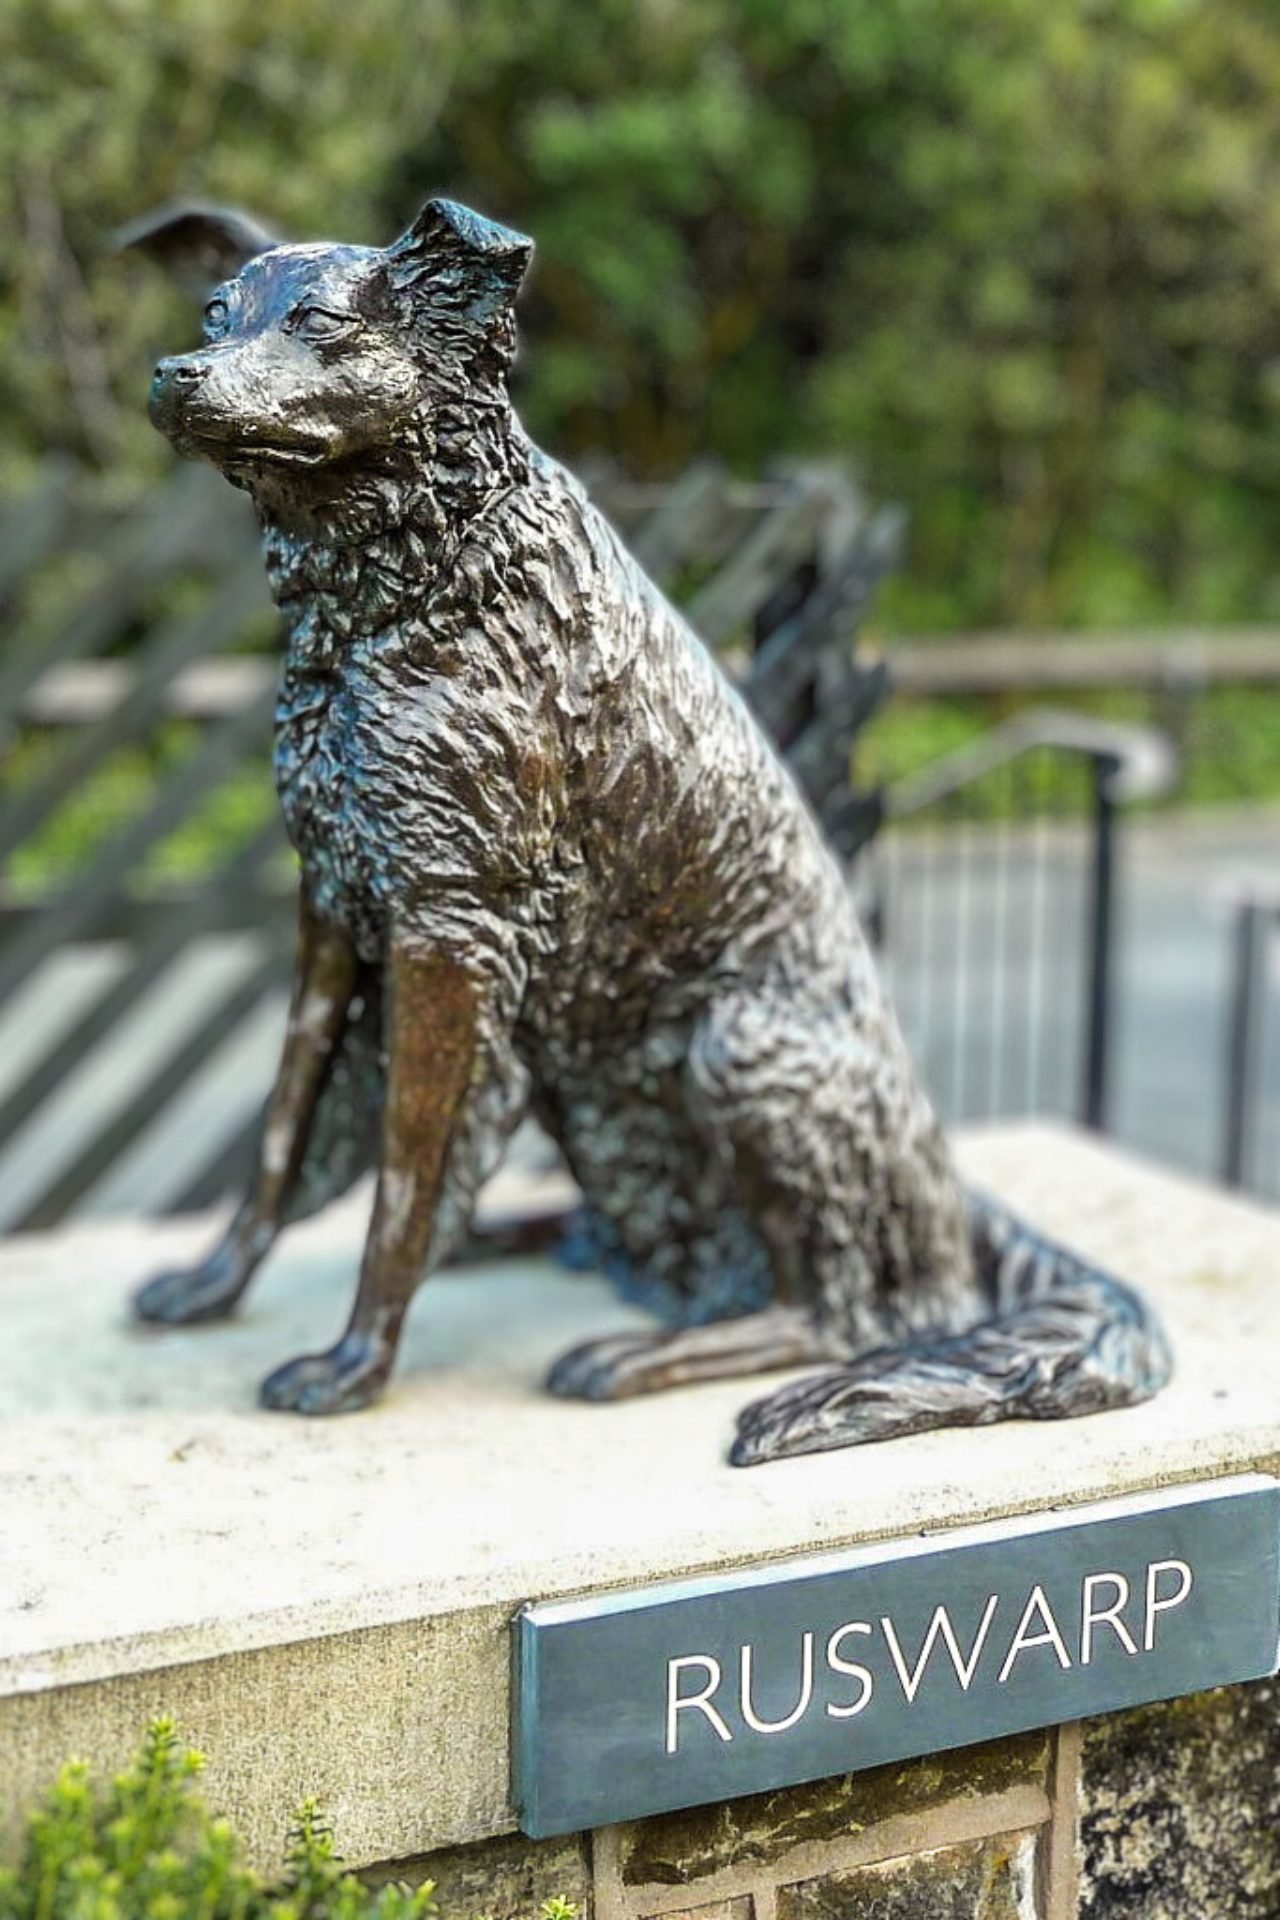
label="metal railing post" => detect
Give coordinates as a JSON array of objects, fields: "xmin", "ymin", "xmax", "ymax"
[
  {"xmin": 1222, "ymin": 899, "xmax": 1266, "ymax": 1189},
  {"xmin": 1081, "ymin": 754, "xmax": 1118, "ymax": 1131}
]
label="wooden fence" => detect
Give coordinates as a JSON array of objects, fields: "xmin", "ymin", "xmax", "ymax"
[{"xmin": 889, "ymin": 628, "xmax": 1280, "ymax": 696}]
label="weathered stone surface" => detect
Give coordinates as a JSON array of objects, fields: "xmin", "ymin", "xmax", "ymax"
[
  {"xmin": 1080, "ymin": 1676, "xmax": 1280, "ymax": 1917},
  {"xmin": 618, "ymin": 1735, "xmax": 1048, "ymax": 1886},
  {"xmin": 776, "ymin": 1832, "xmax": 1039, "ymax": 1920},
  {"xmin": 363, "ymin": 1827, "xmax": 591, "ymax": 1918}
]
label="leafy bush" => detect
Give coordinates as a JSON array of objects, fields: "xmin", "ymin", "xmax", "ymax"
[
  {"xmin": 0, "ymin": 1721, "xmax": 547, "ymax": 1920},
  {"xmin": 3, "ymin": 0, "xmax": 1280, "ymax": 628}
]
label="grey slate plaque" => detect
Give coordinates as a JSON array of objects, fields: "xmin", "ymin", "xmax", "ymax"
[{"xmin": 514, "ymin": 1475, "xmax": 1280, "ymax": 1837}]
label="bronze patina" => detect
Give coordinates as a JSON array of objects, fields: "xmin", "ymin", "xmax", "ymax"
[{"xmin": 126, "ymin": 198, "xmax": 1171, "ymax": 1462}]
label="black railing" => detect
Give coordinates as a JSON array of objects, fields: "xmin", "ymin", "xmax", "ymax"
[
  {"xmin": 861, "ymin": 710, "xmax": 1178, "ymax": 1134},
  {"xmin": 1220, "ymin": 889, "xmax": 1280, "ymax": 1194}
]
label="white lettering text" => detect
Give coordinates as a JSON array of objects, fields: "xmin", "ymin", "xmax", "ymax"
[
  {"xmin": 666, "ymin": 1655, "xmax": 734, "ymax": 1755},
  {"xmin": 740, "ymin": 1634, "xmax": 815, "ymax": 1734},
  {"xmin": 825, "ymin": 1621, "xmax": 874, "ymax": 1719},
  {"xmin": 1080, "ymin": 1572, "xmax": 1138, "ymax": 1664},
  {"xmin": 998, "ymin": 1585, "xmax": 1073, "ymax": 1683},
  {"xmin": 1144, "ymin": 1559, "xmax": 1193, "ymax": 1650},
  {"xmin": 881, "ymin": 1596, "xmax": 1001, "ymax": 1703}
]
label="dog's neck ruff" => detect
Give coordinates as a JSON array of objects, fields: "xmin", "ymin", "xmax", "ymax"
[{"xmin": 256, "ymin": 400, "xmax": 528, "ymax": 669}]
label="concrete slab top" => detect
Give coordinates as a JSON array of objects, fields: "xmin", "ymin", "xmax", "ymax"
[{"xmin": 2, "ymin": 1123, "xmax": 1279, "ymax": 1703}]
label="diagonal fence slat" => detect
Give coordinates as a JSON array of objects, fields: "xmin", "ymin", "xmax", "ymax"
[
  {"xmin": 18, "ymin": 930, "xmax": 294, "ymax": 1230},
  {"xmin": 0, "ymin": 687, "xmax": 276, "ymax": 1007},
  {"xmin": 0, "ymin": 817, "xmax": 290, "ymax": 1149},
  {"xmin": 787, "ymin": 665, "xmax": 891, "ymax": 811},
  {"xmin": 686, "ymin": 480, "xmax": 834, "ymax": 646},
  {"xmin": 17, "ymin": 656, "xmax": 277, "ymax": 728},
  {"xmin": 0, "ymin": 459, "xmax": 78, "ymax": 606},
  {"xmin": 624, "ymin": 458, "xmax": 730, "ymax": 577},
  {"xmin": 0, "ymin": 560, "xmax": 268, "ymax": 867},
  {"xmin": 0, "ymin": 876, "xmax": 291, "ymax": 946},
  {"xmin": 744, "ymin": 508, "xmax": 901, "ymax": 717},
  {"xmin": 173, "ymin": 1099, "xmax": 272, "ymax": 1216},
  {"xmin": 0, "ymin": 465, "xmax": 251, "ymax": 726}
]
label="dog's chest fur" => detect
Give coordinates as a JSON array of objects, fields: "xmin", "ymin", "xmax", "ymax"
[{"xmin": 259, "ymin": 454, "xmax": 595, "ymax": 968}]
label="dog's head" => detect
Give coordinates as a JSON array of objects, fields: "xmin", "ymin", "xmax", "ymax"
[{"xmin": 125, "ymin": 198, "xmax": 533, "ymax": 487}]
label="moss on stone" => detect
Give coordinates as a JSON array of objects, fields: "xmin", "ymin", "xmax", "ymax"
[
  {"xmin": 363, "ymin": 1830, "xmax": 591, "ymax": 1920},
  {"xmin": 619, "ymin": 1734, "xmax": 1048, "ymax": 1886},
  {"xmin": 776, "ymin": 1832, "xmax": 1038, "ymax": 1920}
]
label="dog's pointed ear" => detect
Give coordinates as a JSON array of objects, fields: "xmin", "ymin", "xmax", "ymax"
[
  {"xmin": 385, "ymin": 198, "xmax": 533, "ymax": 335},
  {"xmin": 116, "ymin": 201, "xmax": 283, "ymax": 299}
]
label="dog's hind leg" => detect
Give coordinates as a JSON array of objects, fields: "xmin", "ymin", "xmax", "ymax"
[
  {"xmin": 545, "ymin": 986, "xmax": 959, "ymax": 1402},
  {"xmin": 547, "ymin": 1304, "xmax": 843, "ymax": 1401},
  {"xmin": 134, "ymin": 896, "xmax": 359, "ymax": 1326}
]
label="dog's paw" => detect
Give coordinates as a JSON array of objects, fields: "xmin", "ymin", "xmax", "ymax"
[
  {"xmin": 545, "ymin": 1332, "xmax": 668, "ymax": 1401},
  {"xmin": 728, "ymin": 1368, "xmax": 875, "ymax": 1467},
  {"xmin": 259, "ymin": 1333, "xmax": 390, "ymax": 1415},
  {"xmin": 133, "ymin": 1254, "xmax": 245, "ymax": 1326},
  {"xmin": 729, "ymin": 1357, "xmax": 949, "ymax": 1466}
]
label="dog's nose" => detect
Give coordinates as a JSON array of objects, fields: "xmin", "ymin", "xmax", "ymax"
[
  {"xmin": 149, "ymin": 356, "xmax": 214, "ymax": 432},
  {"xmin": 152, "ymin": 356, "xmax": 210, "ymax": 392}
]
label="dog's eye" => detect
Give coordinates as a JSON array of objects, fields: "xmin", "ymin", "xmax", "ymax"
[
  {"xmin": 292, "ymin": 306, "xmax": 355, "ymax": 342},
  {"xmin": 202, "ymin": 298, "xmax": 230, "ymax": 338}
]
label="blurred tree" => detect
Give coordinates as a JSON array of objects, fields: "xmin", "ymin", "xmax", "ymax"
[
  {"xmin": 2, "ymin": 0, "xmax": 1279, "ymax": 628},
  {"xmin": 0, "ymin": 0, "xmax": 468, "ymax": 491}
]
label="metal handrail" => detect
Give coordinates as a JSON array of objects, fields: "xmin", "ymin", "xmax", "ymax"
[
  {"xmin": 884, "ymin": 707, "xmax": 1180, "ymax": 819},
  {"xmin": 872, "ymin": 707, "xmax": 1180, "ymax": 1135}
]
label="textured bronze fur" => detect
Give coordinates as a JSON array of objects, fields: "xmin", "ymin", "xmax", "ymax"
[{"xmin": 128, "ymin": 197, "xmax": 1171, "ymax": 1461}]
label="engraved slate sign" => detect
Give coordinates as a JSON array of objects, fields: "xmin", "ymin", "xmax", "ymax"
[{"xmin": 514, "ymin": 1475, "xmax": 1280, "ymax": 1837}]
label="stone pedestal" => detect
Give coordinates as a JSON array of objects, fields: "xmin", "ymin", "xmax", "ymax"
[{"xmin": 2, "ymin": 1124, "xmax": 1278, "ymax": 1918}]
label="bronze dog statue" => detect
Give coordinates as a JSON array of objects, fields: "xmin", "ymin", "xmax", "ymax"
[{"xmin": 126, "ymin": 197, "xmax": 1170, "ymax": 1462}]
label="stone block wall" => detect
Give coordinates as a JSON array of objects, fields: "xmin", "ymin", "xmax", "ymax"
[
  {"xmin": 375, "ymin": 1680, "xmax": 1280, "ymax": 1920},
  {"xmin": 1079, "ymin": 1677, "xmax": 1280, "ymax": 1917}
]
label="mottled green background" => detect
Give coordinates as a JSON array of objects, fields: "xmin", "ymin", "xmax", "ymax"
[{"xmin": 5, "ymin": 0, "xmax": 1280, "ymax": 632}]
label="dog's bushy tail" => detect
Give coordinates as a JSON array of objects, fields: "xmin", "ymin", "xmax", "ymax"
[{"xmin": 729, "ymin": 1190, "xmax": 1172, "ymax": 1466}]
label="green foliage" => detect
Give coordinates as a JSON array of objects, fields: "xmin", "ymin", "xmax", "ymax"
[
  {"xmin": 3, "ymin": 0, "xmax": 1280, "ymax": 627},
  {"xmin": 0, "ymin": 1721, "xmax": 438, "ymax": 1920}
]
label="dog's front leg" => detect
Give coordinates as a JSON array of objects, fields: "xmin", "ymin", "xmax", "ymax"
[
  {"xmin": 258, "ymin": 931, "xmax": 486, "ymax": 1414},
  {"xmin": 133, "ymin": 895, "xmax": 358, "ymax": 1325}
]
